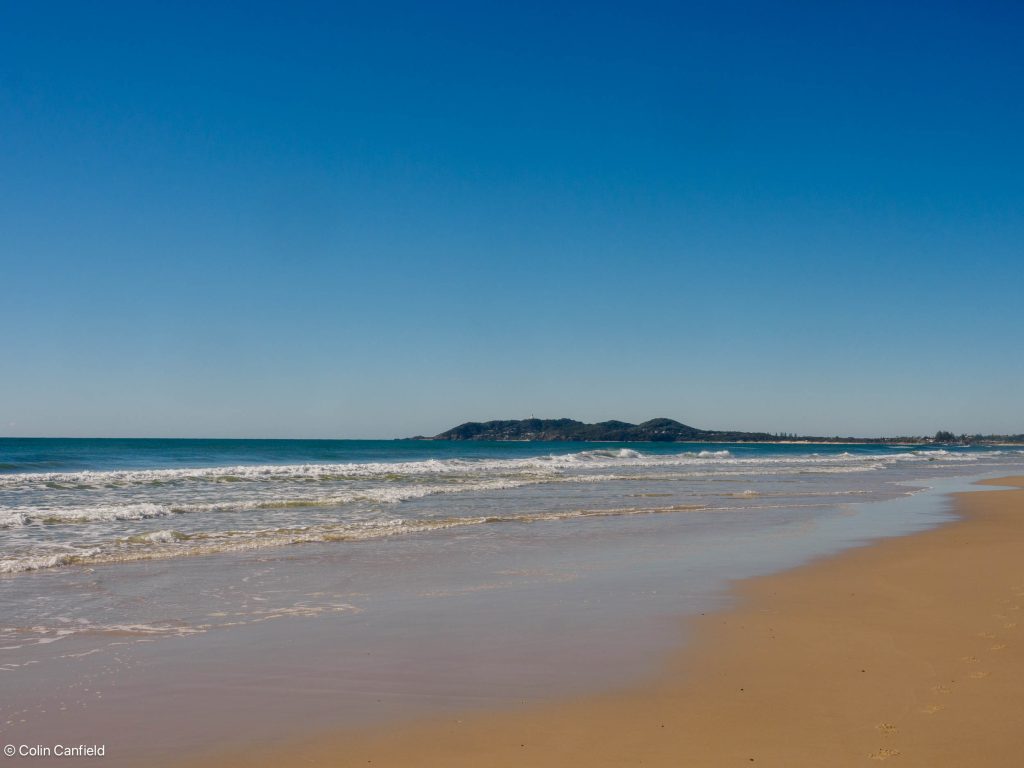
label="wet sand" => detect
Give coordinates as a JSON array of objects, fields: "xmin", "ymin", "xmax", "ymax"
[{"xmin": 183, "ymin": 477, "xmax": 1024, "ymax": 767}]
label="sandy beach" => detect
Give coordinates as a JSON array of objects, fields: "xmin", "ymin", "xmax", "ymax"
[
  {"xmin": 9, "ymin": 3, "xmax": 1023, "ymax": 765},
  {"xmin": 180, "ymin": 477, "xmax": 1024, "ymax": 767}
]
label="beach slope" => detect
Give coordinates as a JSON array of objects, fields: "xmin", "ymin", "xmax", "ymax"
[{"xmin": 187, "ymin": 477, "xmax": 1024, "ymax": 767}]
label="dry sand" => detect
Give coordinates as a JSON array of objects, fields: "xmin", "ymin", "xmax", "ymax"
[{"xmin": 186, "ymin": 477, "xmax": 1024, "ymax": 767}]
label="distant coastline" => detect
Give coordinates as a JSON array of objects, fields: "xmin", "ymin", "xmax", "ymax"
[{"xmin": 410, "ymin": 418, "xmax": 1024, "ymax": 445}]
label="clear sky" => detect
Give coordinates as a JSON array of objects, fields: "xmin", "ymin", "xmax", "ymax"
[{"xmin": 2, "ymin": 1, "xmax": 1022, "ymax": 439}]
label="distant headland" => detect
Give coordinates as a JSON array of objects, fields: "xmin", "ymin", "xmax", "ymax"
[{"xmin": 409, "ymin": 418, "xmax": 1024, "ymax": 445}]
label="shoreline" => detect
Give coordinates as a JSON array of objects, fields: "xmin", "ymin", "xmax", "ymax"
[{"xmin": 179, "ymin": 476, "xmax": 1024, "ymax": 767}]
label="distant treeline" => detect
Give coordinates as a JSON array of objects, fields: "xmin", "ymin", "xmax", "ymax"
[{"xmin": 931, "ymin": 431, "xmax": 1024, "ymax": 445}]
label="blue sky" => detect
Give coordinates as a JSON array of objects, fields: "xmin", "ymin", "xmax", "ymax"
[{"xmin": 2, "ymin": 1, "xmax": 1022, "ymax": 438}]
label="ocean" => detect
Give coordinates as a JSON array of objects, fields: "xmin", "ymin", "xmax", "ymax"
[
  {"xmin": 3, "ymin": 438, "xmax": 1024, "ymax": 763},
  {"xmin": 5, "ymin": 438, "xmax": 1022, "ymax": 575}
]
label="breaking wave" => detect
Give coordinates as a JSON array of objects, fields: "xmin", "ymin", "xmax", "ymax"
[
  {"xmin": 0, "ymin": 479, "xmax": 529, "ymax": 529},
  {"xmin": 1, "ymin": 444, "xmax": 1016, "ymax": 575},
  {"xmin": 0, "ymin": 501, "xmax": 742, "ymax": 574},
  {"xmin": 0, "ymin": 447, "xmax": 997, "ymax": 491}
]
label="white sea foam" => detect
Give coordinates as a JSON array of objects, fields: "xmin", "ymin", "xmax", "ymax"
[
  {"xmin": 126, "ymin": 529, "xmax": 188, "ymax": 544},
  {"xmin": 0, "ymin": 496, "xmax": 897, "ymax": 575},
  {"xmin": 0, "ymin": 478, "xmax": 530, "ymax": 528},
  {"xmin": 569, "ymin": 448, "xmax": 645, "ymax": 460},
  {"xmin": 0, "ymin": 449, "xmax": 1002, "ymax": 534},
  {"xmin": 0, "ymin": 503, "xmax": 719, "ymax": 573},
  {"xmin": 0, "ymin": 447, "xmax": 997, "ymax": 491},
  {"xmin": 0, "ymin": 547, "xmax": 102, "ymax": 574},
  {"xmin": 0, "ymin": 620, "xmax": 205, "ymax": 648},
  {"xmin": 1, "ymin": 446, "xmax": 1016, "ymax": 575},
  {"xmin": 0, "ymin": 502, "xmax": 173, "ymax": 528}
]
